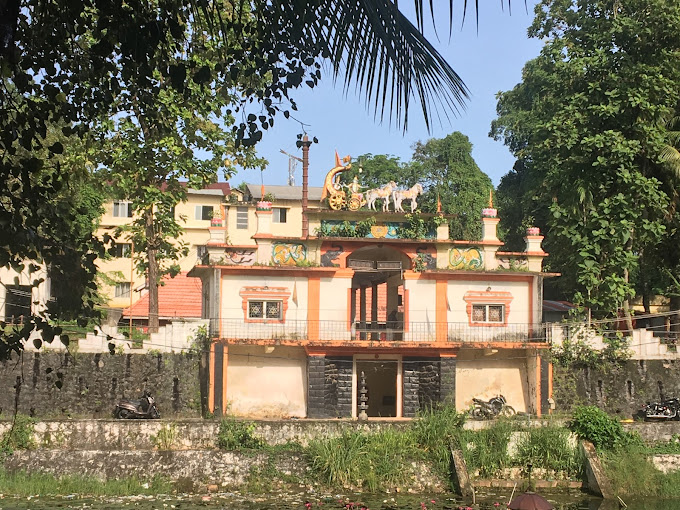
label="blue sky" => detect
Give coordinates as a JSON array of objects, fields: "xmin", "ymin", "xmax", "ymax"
[{"xmin": 228, "ymin": 1, "xmax": 543, "ymax": 189}]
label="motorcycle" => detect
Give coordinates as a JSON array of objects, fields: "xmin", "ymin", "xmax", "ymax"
[
  {"xmin": 113, "ymin": 391, "xmax": 161, "ymax": 419},
  {"xmin": 642, "ymin": 398, "xmax": 680, "ymax": 421},
  {"xmin": 470, "ymin": 394, "xmax": 516, "ymax": 420}
]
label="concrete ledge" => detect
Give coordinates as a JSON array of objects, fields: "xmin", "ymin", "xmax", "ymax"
[
  {"xmin": 0, "ymin": 419, "xmax": 413, "ymax": 451},
  {"xmin": 581, "ymin": 441, "xmax": 615, "ymax": 499}
]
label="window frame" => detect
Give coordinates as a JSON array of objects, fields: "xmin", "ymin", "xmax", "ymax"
[
  {"xmin": 112, "ymin": 201, "xmax": 133, "ymax": 218},
  {"xmin": 272, "ymin": 207, "xmax": 288, "ymax": 224},
  {"xmin": 236, "ymin": 206, "xmax": 249, "ymax": 229},
  {"xmin": 463, "ymin": 290, "xmax": 513, "ymax": 327},
  {"xmin": 195, "ymin": 205, "xmax": 214, "ymax": 221},
  {"xmin": 471, "ymin": 304, "xmax": 505, "ymax": 324},
  {"xmin": 114, "ymin": 282, "xmax": 131, "ymax": 298},
  {"xmin": 111, "ymin": 243, "xmax": 132, "ymax": 258},
  {"xmin": 239, "ymin": 286, "xmax": 291, "ymax": 324},
  {"xmin": 247, "ymin": 299, "xmax": 283, "ymax": 320}
]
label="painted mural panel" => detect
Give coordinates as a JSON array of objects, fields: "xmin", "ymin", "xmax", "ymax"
[
  {"xmin": 224, "ymin": 249, "xmax": 256, "ymax": 265},
  {"xmin": 496, "ymin": 256, "xmax": 529, "ymax": 271},
  {"xmin": 271, "ymin": 242, "xmax": 307, "ymax": 266},
  {"xmin": 449, "ymin": 247, "xmax": 483, "ymax": 270},
  {"xmin": 320, "ymin": 243, "xmax": 344, "ymax": 267}
]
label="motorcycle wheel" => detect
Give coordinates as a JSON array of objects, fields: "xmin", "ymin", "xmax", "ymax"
[
  {"xmin": 116, "ymin": 408, "xmax": 131, "ymax": 419},
  {"xmin": 500, "ymin": 405, "xmax": 516, "ymax": 417},
  {"xmin": 470, "ymin": 407, "xmax": 485, "ymax": 420}
]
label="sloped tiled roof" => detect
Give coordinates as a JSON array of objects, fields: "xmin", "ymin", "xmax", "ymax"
[
  {"xmin": 123, "ymin": 272, "xmax": 202, "ymax": 319},
  {"xmin": 245, "ymin": 184, "xmax": 324, "ymax": 201}
]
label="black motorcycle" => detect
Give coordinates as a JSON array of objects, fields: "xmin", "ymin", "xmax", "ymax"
[
  {"xmin": 642, "ymin": 398, "xmax": 680, "ymax": 421},
  {"xmin": 113, "ymin": 391, "xmax": 160, "ymax": 419},
  {"xmin": 470, "ymin": 394, "xmax": 515, "ymax": 420}
]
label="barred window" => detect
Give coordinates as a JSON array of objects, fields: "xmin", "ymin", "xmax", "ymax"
[
  {"xmin": 248, "ymin": 300, "xmax": 282, "ymax": 319},
  {"xmin": 472, "ymin": 304, "xmax": 504, "ymax": 323}
]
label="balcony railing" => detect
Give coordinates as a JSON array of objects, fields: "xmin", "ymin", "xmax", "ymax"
[{"xmin": 210, "ymin": 319, "xmax": 549, "ymax": 344}]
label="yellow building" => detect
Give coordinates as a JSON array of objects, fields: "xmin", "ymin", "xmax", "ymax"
[
  {"xmin": 97, "ymin": 184, "xmax": 235, "ymax": 316},
  {"xmin": 190, "ymin": 156, "xmax": 555, "ymax": 419}
]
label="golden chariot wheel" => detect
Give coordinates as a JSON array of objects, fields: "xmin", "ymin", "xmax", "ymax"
[
  {"xmin": 348, "ymin": 196, "xmax": 362, "ymax": 211},
  {"xmin": 329, "ymin": 194, "xmax": 345, "ymax": 210}
]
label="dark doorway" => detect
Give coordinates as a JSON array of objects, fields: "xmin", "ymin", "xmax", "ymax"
[{"xmin": 356, "ymin": 360, "xmax": 398, "ymax": 417}]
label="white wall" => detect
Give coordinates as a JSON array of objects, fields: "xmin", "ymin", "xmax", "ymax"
[{"xmin": 226, "ymin": 345, "xmax": 307, "ymax": 418}]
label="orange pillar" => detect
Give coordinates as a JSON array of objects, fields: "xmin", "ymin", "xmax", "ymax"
[
  {"xmin": 535, "ymin": 353, "xmax": 542, "ymax": 418},
  {"xmin": 221, "ymin": 345, "xmax": 229, "ymax": 415},
  {"xmin": 308, "ymin": 277, "xmax": 320, "ymax": 340},
  {"xmin": 208, "ymin": 342, "xmax": 216, "ymax": 414},
  {"xmin": 435, "ymin": 279, "xmax": 448, "ymax": 342}
]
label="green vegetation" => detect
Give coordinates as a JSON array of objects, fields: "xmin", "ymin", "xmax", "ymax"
[
  {"xmin": 602, "ymin": 447, "xmax": 680, "ymax": 498},
  {"xmin": 0, "ymin": 414, "xmax": 36, "ymax": 456},
  {"xmin": 569, "ymin": 405, "xmax": 642, "ymax": 451},
  {"xmin": 0, "ymin": 469, "xmax": 172, "ymax": 497},
  {"xmin": 513, "ymin": 425, "xmax": 583, "ymax": 478},
  {"xmin": 151, "ymin": 423, "xmax": 178, "ymax": 450},
  {"xmin": 216, "ymin": 416, "xmax": 265, "ymax": 450},
  {"xmin": 307, "ymin": 428, "xmax": 420, "ymax": 492},
  {"xmin": 461, "ymin": 420, "xmax": 513, "ymax": 478}
]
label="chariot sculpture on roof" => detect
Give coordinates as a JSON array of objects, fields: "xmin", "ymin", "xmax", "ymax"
[{"xmin": 321, "ymin": 152, "xmax": 366, "ymax": 211}]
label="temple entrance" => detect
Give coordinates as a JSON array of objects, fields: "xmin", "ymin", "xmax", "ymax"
[
  {"xmin": 355, "ymin": 358, "xmax": 400, "ymax": 417},
  {"xmin": 348, "ymin": 246, "xmax": 409, "ymax": 341}
]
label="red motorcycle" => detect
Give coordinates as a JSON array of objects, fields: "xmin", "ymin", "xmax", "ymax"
[{"xmin": 113, "ymin": 391, "xmax": 160, "ymax": 419}]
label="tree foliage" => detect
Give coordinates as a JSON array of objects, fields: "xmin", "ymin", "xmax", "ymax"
[
  {"xmin": 0, "ymin": 0, "xmax": 479, "ymax": 356},
  {"xmin": 353, "ymin": 132, "xmax": 493, "ymax": 240},
  {"xmin": 491, "ymin": 0, "xmax": 680, "ymax": 316}
]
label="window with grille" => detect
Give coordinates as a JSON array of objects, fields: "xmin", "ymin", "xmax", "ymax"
[
  {"xmin": 248, "ymin": 300, "xmax": 282, "ymax": 319},
  {"xmin": 472, "ymin": 304, "xmax": 504, "ymax": 323},
  {"xmin": 115, "ymin": 282, "xmax": 131, "ymax": 298},
  {"xmin": 272, "ymin": 207, "xmax": 287, "ymax": 223},
  {"xmin": 195, "ymin": 205, "xmax": 213, "ymax": 220},
  {"xmin": 236, "ymin": 207, "xmax": 249, "ymax": 229},
  {"xmin": 113, "ymin": 201, "xmax": 133, "ymax": 217}
]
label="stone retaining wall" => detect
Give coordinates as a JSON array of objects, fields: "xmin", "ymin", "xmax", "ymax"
[{"xmin": 0, "ymin": 351, "xmax": 204, "ymax": 418}]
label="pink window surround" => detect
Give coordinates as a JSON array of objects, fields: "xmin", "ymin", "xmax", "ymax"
[
  {"xmin": 463, "ymin": 290, "xmax": 513, "ymax": 327},
  {"xmin": 239, "ymin": 286, "xmax": 291, "ymax": 324}
]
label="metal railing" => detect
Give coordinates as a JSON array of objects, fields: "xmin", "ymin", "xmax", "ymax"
[{"xmin": 210, "ymin": 319, "xmax": 549, "ymax": 344}]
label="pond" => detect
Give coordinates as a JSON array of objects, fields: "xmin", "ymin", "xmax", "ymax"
[{"xmin": 1, "ymin": 490, "xmax": 677, "ymax": 510}]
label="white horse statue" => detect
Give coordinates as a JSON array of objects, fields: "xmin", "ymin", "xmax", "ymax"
[
  {"xmin": 392, "ymin": 183, "xmax": 424, "ymax": 212},
  {"xmin": 365, "ymin": 181, "xmax": 397, "ymax": 211}
]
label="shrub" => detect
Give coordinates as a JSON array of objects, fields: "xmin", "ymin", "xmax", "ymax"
[
  {"xmin": 217, "ymin": 416, "xmax": 264, "ymax": 450},
  {"xmin": 0, "ymin": 414, "xmax": 36, "ymax": 456},
  {"xmin": 569, "ymin": 405, "xmax": 641, "ymax": 451}
]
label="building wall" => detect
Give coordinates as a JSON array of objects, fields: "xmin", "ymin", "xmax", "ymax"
[
  {"xmin": 403, "ymin": 278, "xmax": 437, "ymax": 341},
  {"xmin": 446, "ymin": 279, "xmax": 532, "ymax": 325},
  {"xmin": 225, "ymin": 345, "xmax": 307, "ymax": 418},
  {"xmin": 97, "ymin": 191, "xmax": 226, "ymax": 310},
  {"xmin": 455, "ymin": 348, "xmax": 528, "ymax": 413}
]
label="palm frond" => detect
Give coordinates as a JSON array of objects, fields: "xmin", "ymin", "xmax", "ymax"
[{"xmin": 285, "ymin": 0, "xmax": 469, "ymax": 131}]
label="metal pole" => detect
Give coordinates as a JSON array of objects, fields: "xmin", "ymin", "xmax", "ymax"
[{"xmin": 301, "ymin": 134, "xmax": 312, "ymax": 238}]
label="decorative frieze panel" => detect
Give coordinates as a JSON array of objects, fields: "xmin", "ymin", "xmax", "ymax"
[
  {"xmin": 223, "ymin": 249, "xmax": 256, "ymax": 266},
  {"xmin": 271, "ymin": 242, "xmax": 307, "ymax": 266},
  {"xmin": 449, "ymin": 247, "xmax": 483, "ymax": 270}
]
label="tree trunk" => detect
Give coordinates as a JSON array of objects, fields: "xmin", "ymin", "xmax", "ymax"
[
  {"xmin": 145, "ymin": 207, "xmax": 159, "ymax": 333},
  {"xmin": 622, "ymin": 267, "xmax": 634, "ymax": 336}
]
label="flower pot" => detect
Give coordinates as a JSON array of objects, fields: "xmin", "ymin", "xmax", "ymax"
[{"xmin": 526, "ymin": 227, "xmax": 541, "ymax": 236}]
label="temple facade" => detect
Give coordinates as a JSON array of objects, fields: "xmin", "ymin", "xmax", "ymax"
[{"xmin": 190, "ymin": 155, "xmax": 553, "ymax": 419}]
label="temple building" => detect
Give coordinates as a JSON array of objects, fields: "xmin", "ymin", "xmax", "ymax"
[{"xmin": 189, "ymin": 154, "xmax": 553, "ymax": 419}]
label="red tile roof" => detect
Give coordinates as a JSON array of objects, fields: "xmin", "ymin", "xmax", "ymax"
[{"xmin": 123, "ymin": 272, "xmax": 202, "ymax": 319}]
